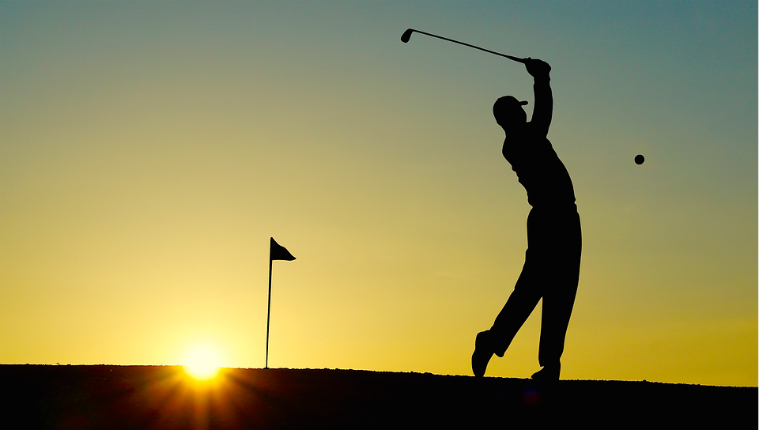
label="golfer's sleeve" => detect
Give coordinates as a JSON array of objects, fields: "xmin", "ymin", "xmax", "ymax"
[{"xmin": 531, "ymin": 77, "xmax": 553, "ymax": 137}]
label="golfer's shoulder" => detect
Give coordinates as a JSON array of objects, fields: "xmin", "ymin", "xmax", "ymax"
[
  {"xmin": 525, "ymin": 125, "xmax": 553, "ymax": 149},
  {"xmin": 525, "ymin": 121, "xmax": 546, "ymax": 137}
]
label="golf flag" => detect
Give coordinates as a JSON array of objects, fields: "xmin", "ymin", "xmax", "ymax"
[
  {"xmin": 266, "ymin": 237, "xmax": 295, "ymax": 369},
  {"xmin": 270, "ymin": 237, "xmax": 296, "ymax": 261}
]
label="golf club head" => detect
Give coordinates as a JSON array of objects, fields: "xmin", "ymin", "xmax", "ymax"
[{"xmin": 401, "ymin": 28, "xmax": 414, "ymax": 43}]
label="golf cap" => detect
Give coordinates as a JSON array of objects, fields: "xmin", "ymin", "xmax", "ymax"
[
  {"xmin": 493, "ymin": 96, "xmax": 528, "ymax": 120},
  {"xmin": 498, "ymin": 96, "xmax": 528, "ymax": 107}
]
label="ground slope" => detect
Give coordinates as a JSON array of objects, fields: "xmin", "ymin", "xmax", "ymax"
[{"xmin": 1, "ymin": 365, "xmax": 756, "ymax": 429}]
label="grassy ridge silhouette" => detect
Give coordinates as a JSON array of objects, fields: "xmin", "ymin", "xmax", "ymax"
[{"xmin": 2, "ymin": 365, "xmax": 756, "ymax": 429}]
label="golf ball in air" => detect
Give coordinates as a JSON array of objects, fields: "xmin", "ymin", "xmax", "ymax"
[{"xmin": 635, "ymin": 154, "xmax": 645, "ymax": 165}]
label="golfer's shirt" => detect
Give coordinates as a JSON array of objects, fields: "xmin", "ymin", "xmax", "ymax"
[{"xmin": 502, "ymin": 126, "xmax": 576, "ymax": 210}]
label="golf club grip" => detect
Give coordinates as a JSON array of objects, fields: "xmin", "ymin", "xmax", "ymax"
[{"xmin": 414, "ymin": 30, "xmax": 526, "ymax": 63}]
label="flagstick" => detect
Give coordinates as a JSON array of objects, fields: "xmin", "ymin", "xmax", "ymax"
[{"xmin": 266, "ymin": 252, "xmax": 272, "ymax": 369}]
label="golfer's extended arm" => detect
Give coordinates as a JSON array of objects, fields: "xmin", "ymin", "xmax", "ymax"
[{"xmin": 531, "ymin": 76, "xmax": 553, "ymax": 137}]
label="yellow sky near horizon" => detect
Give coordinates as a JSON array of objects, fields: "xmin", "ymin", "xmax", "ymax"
[{"xmin": 1, "ymin": 1, "xmax": 757, "ymax": 387}]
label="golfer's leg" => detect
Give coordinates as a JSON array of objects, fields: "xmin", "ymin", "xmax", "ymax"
[
  {"xmin": 537, "ymin": 254, "xmax": 580, "ymax": 370},
  {"xmin": 490, "ymin": 253, "xmax": 542, "ymax": 357},
  {"xmin": 537, "ymin": 211, "xmax": 582, "ymax": 372}
]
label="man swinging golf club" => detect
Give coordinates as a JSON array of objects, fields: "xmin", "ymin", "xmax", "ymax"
[
  {"xmin": 400, "ymin": 29, "xmax": 581, "ymax": 381},
  {"xmin": 471, "ymin": 58, "xmax": 582, "ymax": 381}
]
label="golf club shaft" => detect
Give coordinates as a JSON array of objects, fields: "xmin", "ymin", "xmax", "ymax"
[{"xmin": 411, "ymin": 29, "xmax": 526, "ymax": 63}]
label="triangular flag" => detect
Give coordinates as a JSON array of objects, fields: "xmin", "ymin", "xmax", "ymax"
[{"xmin": 270, "ymin": 237, "xmax": 296, "ymax": 261}]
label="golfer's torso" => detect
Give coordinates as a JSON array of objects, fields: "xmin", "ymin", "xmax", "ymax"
[{"xmin": 502, "ymin": 125, "xmax": 576, "ymax": 209}]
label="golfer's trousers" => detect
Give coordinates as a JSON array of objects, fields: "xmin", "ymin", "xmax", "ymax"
[{"xmin": 490, "ymin": 205, "xmax": 582, "ymax": 368}]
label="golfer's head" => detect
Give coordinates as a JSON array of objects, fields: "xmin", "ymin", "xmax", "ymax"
[{"xmin": 493, "ymin": 96, "xmax": 527, "ymax": 128}]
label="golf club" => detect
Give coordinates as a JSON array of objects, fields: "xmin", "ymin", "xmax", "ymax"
[{"xmin": 401, "ymin": 28, "xmax": 527, "ymax": 64}]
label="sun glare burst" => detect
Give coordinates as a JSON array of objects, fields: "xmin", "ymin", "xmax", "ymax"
[{"xmin": 183, "ymin": 347, "xmax": 221, "ymax": 381}]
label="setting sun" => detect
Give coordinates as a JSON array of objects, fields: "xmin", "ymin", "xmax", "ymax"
[{"xmin": 183, "ymin": 347, "xmax": 221, "ymax": 381}]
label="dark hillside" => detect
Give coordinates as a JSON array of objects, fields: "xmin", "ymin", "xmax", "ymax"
[{"xmin": 1, "ymin": 365, "xmax": 756, "ymax": 429}]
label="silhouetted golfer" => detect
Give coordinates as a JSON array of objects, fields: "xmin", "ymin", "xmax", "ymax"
[{"xmin": 472, "ymin": 58, "xmax": 581, "ymax": 381}]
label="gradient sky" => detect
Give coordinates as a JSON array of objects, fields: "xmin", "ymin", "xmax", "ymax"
[{"xmin": 1, "ymin": 1, "xmax": 756, "ymax": 387}]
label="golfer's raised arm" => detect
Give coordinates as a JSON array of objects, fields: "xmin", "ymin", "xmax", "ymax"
[{"xmin": 525, "ymin": 59, "xmax": 553, "ymax": 137}]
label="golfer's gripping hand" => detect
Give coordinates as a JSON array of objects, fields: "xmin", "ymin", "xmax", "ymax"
[{"xmin": 525, "ymin": 58, "xmax": 551, "ymax": 79}]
